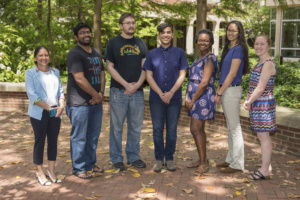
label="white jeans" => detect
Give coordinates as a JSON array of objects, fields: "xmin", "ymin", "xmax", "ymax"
[{"xmin": 221, "ymin": 86, "xmax": 244, "ymax": 170}]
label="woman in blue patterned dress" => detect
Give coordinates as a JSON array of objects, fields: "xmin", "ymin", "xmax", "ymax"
[
  {"xmin": 244, "ymin": 34, "xmax": 276, "ymax": 180},
  {"xmin": 185, "ymin": 29, "xmax": 218, "ymax": 173}
]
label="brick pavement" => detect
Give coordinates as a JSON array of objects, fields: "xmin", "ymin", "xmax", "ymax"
[{"xmin": 0, "ymin": 110, "xmax": 300, "ymax": 200}]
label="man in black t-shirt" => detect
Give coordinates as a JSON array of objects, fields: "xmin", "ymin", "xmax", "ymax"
[
  {"xmin": 104, "ymin": 12, "xmax": 147, "ymax": 171},
  {"xmin": 66, "ymin": 22, "xmax": 105, "ymax": 179}
]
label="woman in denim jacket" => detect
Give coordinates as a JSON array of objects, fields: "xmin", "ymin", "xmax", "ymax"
[{"xmin": 25, "ymin": 46, "xmax": 65, "ymax": 186}]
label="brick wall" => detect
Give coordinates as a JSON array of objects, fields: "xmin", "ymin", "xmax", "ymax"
[{"xmin": 1, "ymin": 91, "xmax": 300, "ymax": 158}]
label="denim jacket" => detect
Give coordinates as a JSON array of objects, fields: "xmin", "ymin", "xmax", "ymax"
[{"xmin": 25, "ymin": 66, "xmax": 65, "ymax": 120}]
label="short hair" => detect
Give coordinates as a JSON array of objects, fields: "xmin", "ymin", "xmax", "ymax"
[
  {"xmin": 34, "ymin": 46, "xmax": 49, "ymax": 65},
  {"xmin": 157, "ymin": 22, "xmax": 173, "ymax": 33},
  {"xmin": 119, "ymin": 12, "xmax": 135, "ymax": 24},
  {"xmin": 73, "ymin": 22, "xmax": 92, "ymax": 36},
  {"xmin": 195, "ymin": 29, "xmax": 214, "ymax": 46},
  {"xmin": 255, "ymin": 33, "xmax": 271, "ymax": 47}
]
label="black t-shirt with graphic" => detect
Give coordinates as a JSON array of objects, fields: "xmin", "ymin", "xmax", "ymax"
[
  {"xmin": 67, "ymin": 45, "xmax": 105, "ymax": 106},
  {"xmin": 104, "ymin": 34, "xmax": 147, "ymax": 91}
]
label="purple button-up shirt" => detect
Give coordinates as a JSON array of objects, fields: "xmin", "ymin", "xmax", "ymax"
[{"xmin": 143, "ymin": 45, "xmax": 189, "ymax": 100}]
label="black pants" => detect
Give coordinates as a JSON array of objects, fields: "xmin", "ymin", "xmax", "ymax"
[{"xmin": 30, "ymin": 109, "xmax": 61, "ymax": 165}]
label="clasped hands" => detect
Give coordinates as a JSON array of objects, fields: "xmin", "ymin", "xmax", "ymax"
[{"xmin": 160, "ymin": 92, "xmax": 173, "ymax": 104}]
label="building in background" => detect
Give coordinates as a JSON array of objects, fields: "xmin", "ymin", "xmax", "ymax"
[{"xmin": 267, "ymin": 0, "xmax": 300, "ymax": 59}]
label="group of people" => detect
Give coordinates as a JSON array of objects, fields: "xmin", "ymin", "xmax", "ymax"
[{"xmin": 25, "ymin": 12, "xmax": 276, "ymax": 186}]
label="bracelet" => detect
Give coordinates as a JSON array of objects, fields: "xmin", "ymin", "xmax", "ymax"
[{"xmin": 216, "ymin": 93, "xmax": 222, "ymax": 96}]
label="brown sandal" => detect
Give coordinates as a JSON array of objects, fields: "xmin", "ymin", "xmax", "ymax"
[
  {"xmin": 196, "ymin": 163, "xmax": 209, "ymax": 174},
  {"xmin": 187, "ymin": 160, "xmax": 200, "ymax": 168},
  {"xmin": 92, "ymin": 165, "xmax": 104, "ymax": 173}
]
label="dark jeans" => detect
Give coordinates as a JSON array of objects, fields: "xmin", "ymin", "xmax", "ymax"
[
  {"xmin": 30, "ymin": 109, "xmax": 61, "ymax": 165},
  {"xmin": 66, "ymin": 103, "xmax": 103, "ymax": 173},
  {"xmin": 149, "ymin": 96, "xmax": 182, "ymax": 161}
]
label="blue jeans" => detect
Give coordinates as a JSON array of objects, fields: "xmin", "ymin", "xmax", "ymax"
[
  {"xmin": 149, "ymin": 96, "xmax": 182, "ymax": 161},
  {"xmin": 109, "ymin": 87, "xmax": 144, "ymax": 164},
  {"xmin": 65, "ymin": 103, "xmax": 103, "ymax": 173}
]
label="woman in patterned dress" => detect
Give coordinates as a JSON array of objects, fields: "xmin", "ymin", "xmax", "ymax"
[
  {"xmin": 185, "ymin": 29, "xmax": 218, "ymax": 173},
  {"xmin": 244, "ymin": 34, "xmax": 276, "ymax": 180}
]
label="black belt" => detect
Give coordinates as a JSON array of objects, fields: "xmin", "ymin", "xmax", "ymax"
[{"xmin": 220, "ymin": 84, "xmax": 241, "ymax": 87}]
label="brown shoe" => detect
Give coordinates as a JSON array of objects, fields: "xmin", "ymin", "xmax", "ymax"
[
  {"xmin": 220, "ymin": 167, "xmax": 242, "ymax": 173},
  {"xmin": 216, "ymin": 162, "xmax": 230, "ymax": 168}
]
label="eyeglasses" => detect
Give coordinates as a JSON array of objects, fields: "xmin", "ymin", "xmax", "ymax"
[
  {"xmin": 123, "ymin": 22, "xmax": 136, "ymax": 26},
  {"xmin": 227, "ymin": 29, "xmax": 239, "ymax": 33},
  {"xmin": 78, "ymin": 31, "xmax": 91, "ymax": 35},
  {"xmin": 198, "ymin": 40, "xmax": 210, "ymax": 44}
]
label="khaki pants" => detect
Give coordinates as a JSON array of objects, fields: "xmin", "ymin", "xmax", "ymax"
[{"xmin": 221, "ymin": 86, "xmax": 244, "ymax": 170}]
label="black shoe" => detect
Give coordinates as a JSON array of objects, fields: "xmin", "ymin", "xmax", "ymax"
[
  {"xmin": 127, "ymin": 159, "xmax": 146, "ymax": 168},
  {"xmin": 113, "ymin": 162, "xmax": 126, "ymax": 171}
]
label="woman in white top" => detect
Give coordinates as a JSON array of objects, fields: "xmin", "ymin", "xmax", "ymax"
[{"xmin": 25, "ymin": 46, "xmax": 65, "ymax": 186}]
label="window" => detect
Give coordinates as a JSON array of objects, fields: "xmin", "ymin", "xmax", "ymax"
[{"xmin": 281, "ymin": 7, "xmax": 300, "ymax": 57}]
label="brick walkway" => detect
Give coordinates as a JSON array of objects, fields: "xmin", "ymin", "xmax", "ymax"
[{"xmin": 0, "ymin": 110, "xmax": 300, "ymax": 200}]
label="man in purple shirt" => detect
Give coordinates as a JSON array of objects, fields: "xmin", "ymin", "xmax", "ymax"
[{"xmin": 143, "ymin": 22, "xmax": 189, "ymax": 172}]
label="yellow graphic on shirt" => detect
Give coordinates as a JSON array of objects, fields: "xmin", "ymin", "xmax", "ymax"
[{"xmin": 120, "ymin": 45, "xmax": 140, "ymax": 56}]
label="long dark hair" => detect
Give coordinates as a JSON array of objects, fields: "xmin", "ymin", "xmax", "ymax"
[{"xmin": 219, "ymin": 20, "xmax": 249, "ymax": 75}]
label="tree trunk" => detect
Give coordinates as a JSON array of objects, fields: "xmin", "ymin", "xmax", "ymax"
[
  {"xmin": 195, "ymin": 0, "xmax": 207, "ymax": 56},
  {"xmin": 47, "ymin": 0, "xmax": 55, "ymax": 67},
  {"xmin": 94, "ymin": 0, "xmax": 102, "ymax": 54},
  {"xmin": 36, "ymin": 0, "xmax": 43, "ymax": 43}
]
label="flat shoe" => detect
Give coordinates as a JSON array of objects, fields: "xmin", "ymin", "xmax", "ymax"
[
  {"xmin": 73, "ymin": 170, "xmax": 92, "ymax": 179},
  {"xmin": 220, "ymin": 167, "xmax": 242, "ymax": 174},
  {"xmin": 196, "ymin": 164, "xmax": 209, "ymax": 174},
  {"xmin": 249, "ymin": 170, "xmax": 270, "ymax": 180},
  {"xmin": 92, "ymin": 165, "xmax": 104, "ymax": 173},
  {"xmin": 216, "ymin": 162, "xmax": 230, "ymax": 168},
  {"xmin": 187, "ymin": 160, "xmax": 200, "ymax": 168}
]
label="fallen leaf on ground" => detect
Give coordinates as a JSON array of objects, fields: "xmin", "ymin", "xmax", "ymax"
[
  {"xmin": 132, "ymin": 173, "xmax": 141, "ymax": 177},
  {"xmin": 234, "ymin": 186, "xmax": 245, "ymax": 191},
  {"xmin": 128, "ymin": 168, "xmax": 138, "ymax": 173},
  {"xmin": 182, "ymin": 189, "xmax": 192, "ymax": 194},
  {"xmin": 242, "ymin": 178, "xmax": 251, "ymax": 183},
  {"xmin": 94, "ymin": 194, "xmax": 103, "ymax": 197},
  {"xmin": 16, "ymin": 176, "xmax": 20, "ymax": 179},
  {"xmin": 66, "ymin": 160, "xmax": 72, "ymax": 163},
  {"xmin": 136, "ymin": 187, "xmax": 146, "ymax": 194},
  {"xmin": 166, "ymin": 183, "xmax": 173, "ymax": 187},
  {"xmin": 235, "ymin": 191, "xmax": 241, "ymax": 196},
  {"xmin": 57, "ymin": 174, "xmax": 66, "ymax": 180},
  {"xmin": 85, "ymin": 197, "xmax": 95, "ymax": 199},
  {"xmin": 59, "ymin": 154, "xmax": 67, "ymax": 157},
  {"xmin": 144, "ymin": 193, "xmax": 155, "ymax": 199},
  {"xmin": 182, "ymin": 157, "xmax": 192, "ymax": 161},
  {"xmin": 149, "ymin": 180, "xmax": 155, "ymax": 185},
  {"xmin": 145, "ymin": 188, "xmax": 156, "ymax": 193},
  {"xmin": 211, "ymin": 162, "xmax": 216, "ymax": 167},
  {"xmin": 294, "ymin": 168, "xmax": 300, "ymax": 171},
  {"xmin": 194, "ymin": 175, "xmax": 205, "ymax": 180},
  {"xmin": 207, "ymin": 186, "xmax": 215, "ymax": 190},
  {"xmin": 161, "ymin": 169, "xmax": 167, "ymax": 173},
  {"xmin": 104, "ymin": 169, "xmax": 116, "ymax": 173},
  {"xmin": 112, "ymin": 168, "xmax": 120, "ymax": 174},
  {"xmin": 104, "ymin": 175, "xmax": 112, "ymax": 179},
  {"xmin": 23, "ymin": 163, "xmax": 28, "ymax": 167},
  {"xmin": 203, "ymin": 173, "xmax": 215, "ymax": 176},
  {"xmin": 11, "ymin": 161, "xmax": 22, "ymax": 164},
  {"xmin": 226, "ymin": 194, "xmax": 233, "ymax": 198},
  {"xmin": 177, "ymin": 166, "xmax": 184, "ymax": 170},
  {"xmin": 0, "ymin": 165, "xmax": 7, "ymax": 169},
  {"xmin": 288, "ymin": 194, "xmax": 300, "ymax": 198},
  {"xmin": 30, "ymin": 167, "xmax": 37, "ymax": 170},
  {"xmin": 78, "ymin": 194, "xmax": 83, "ymax": 197},
  {"xmin": 294, "ymin": 177, "xmax": 300, "ymax": 180},
  {"xmin": 100, "ymin": 151, "xmax": 109, "ymax": 154}
]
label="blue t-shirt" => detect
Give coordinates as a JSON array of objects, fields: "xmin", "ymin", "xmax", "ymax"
[
  {"xmin": 219, "ymin": 45, "xmax": 244, "ymax": 85},
  {"xmin": 143, "ymin": 45, "xmax": 189, "ymax": 100}
]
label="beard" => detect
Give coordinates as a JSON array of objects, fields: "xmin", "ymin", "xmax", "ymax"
[{"xmin": 78, "ymin": 36, "xmax": 92, "ymax": 46}]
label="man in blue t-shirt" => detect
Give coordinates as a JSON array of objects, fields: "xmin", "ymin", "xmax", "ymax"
[
  {"xmin": 104, "ymin": 13, "xmax": 148, "ymax": 171},
  {"xmin": 143, "ymin": 22, "xmax": 189, "ymax": 172}
]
